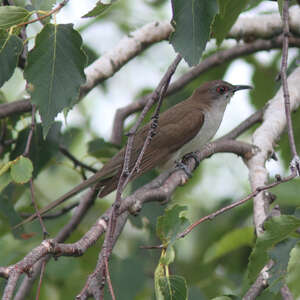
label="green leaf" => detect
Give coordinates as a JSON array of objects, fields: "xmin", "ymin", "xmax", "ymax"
[
  {"xmin": 204, "ymin": 227, "xmax": 254, "ymax": 263},
  {"xmin": 158, "ymin": 275, "xmax": 188, "ymax": 300},
  {"xmin": 156, "ymin": 205, "xmax": 190, "ymax": 246},
  {"xmin": 103, "ymin": 254, "xmax": 147, "ymax": 299},
  {"xmin": 87, "ymin": 138, "xmax": 119, "ymax": 160},
  {"xmin": 0, "ymin": 183, "xmax": 24, "ymax": 238},
  {"xmin": 24, "ymin": 24, "xmax": 87, "ymax": 137},
  {"xmin": 212, "ymin": 0, "xmax": 250, "ymax": 46},
  {"xmin": 0, "ymin": 6, "xmax": 30, "ymax": 29},
  {"xmin": 31, "ymin": 0, "xmax": 57, "ymax": 10},
  {"xmin": 10, "ymin": 156, "xmax": 33, "ymax": 183},
  {"xmin": 82, "ymin": 1, "xmax": 114, "ymax": 18},
  {"xmin": 170, "ymin": 0, "xmax": 218, "ymax": 66},
  {"xmin": 10, "ymin": 122, "xmax": 61, "ymax": 178},
  {"xmin": 0, "ymin": 30, "xmax": 23, "ymax": 88},
  {"xmin": 30, "ymin": 0, "xmax": 58, "ymax": 24},
  {"xmin": 268, "ymin": 238, "xmax": 299, "ymax": 294},
  {"xmin": 247, "ymin": 215, "xmax": 300, "ymax": 283},
  {"xmin": 246, "ymin": 54, "xmax": 280, "ymax": 110},
  {"xmin": 0, "ymin": 171, "xmax": 12, "ymax": 192}
]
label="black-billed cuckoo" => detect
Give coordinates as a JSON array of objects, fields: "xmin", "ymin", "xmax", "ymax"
[{"xmin": 21, "ymin": 80, "xmax": 251, "ymax": 225}]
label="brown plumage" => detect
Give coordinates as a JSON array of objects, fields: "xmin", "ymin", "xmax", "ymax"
[
  {"xmin": 98, "ymin": 94, "xmax": 206, "ymax": 196},
  {"xmin": 19, "ymin": 80, "xmax": 251, "ymax": 226}
]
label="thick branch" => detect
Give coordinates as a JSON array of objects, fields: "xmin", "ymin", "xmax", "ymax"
[
  {"xmin": 246, "ymin": 66, "xmax": 300, "ymax": 235},
  {"xmin": 280, "ymin": 0, "xmax": 300, "ymax": 167},
  {"xmin": 229, "ymin": 5, "xmax": 300, "ymax": 39}
]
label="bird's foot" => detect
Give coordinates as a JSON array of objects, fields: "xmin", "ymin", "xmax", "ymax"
[
  {"xmin": 182, "ymin": 152, "xmax": 200, "ymax": 169},
  {"xmin": 174, "ymin": 160, "xmax": 192, "ymax": 178}
]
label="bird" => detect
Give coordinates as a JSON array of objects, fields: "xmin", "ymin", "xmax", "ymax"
[{"xmin": 19, "ymin": 80, "xmax": 252, "ymax": 226}]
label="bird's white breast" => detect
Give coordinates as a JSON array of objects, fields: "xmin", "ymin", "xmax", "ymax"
[{"xmin": 162, "ymin": 99, "xmax": 228, "ymax": 170}]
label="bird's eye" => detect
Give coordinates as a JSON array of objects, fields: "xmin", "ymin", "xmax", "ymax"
[{"xmin": 216, "ymin": 85, "xmax": 228, "ymax": 94}]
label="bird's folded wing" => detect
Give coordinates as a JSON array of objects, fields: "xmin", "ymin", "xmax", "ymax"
[{"xmin": 134, "ymin": 109, "xmax": 205, "ymax": 173}]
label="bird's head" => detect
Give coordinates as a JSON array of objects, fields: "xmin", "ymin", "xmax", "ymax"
[{"xmin": 194, "ymin": 80, "xmax": 252, "ymax": 104}]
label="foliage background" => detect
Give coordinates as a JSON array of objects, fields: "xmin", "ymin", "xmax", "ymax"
[{"xmin": 0, "ymin": 0, "xmax": 300, "ymax": 299}]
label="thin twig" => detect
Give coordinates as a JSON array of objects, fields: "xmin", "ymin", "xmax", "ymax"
[
  {"xmin": 23, "ymin": 105, "xmax": 49, "ymax": 236},
  {"xmin": 104, "ymin": 258, "xmax": 116, "ymax": 300},
  {"xmin": 17, "ymin": 0, "xmax": 69, "ymax": 27},
  {"xmin": 281, "ymin": 0, "xmax": 300, "ymax": 173},
  {"xmin": 59, "ymin": 145, "xmax": 97, "ymax": 173},
  {"xmin": 35, "ymin": 260, "xmax": 46, "ymax": 300},
  {"xmin": 23, "ymin": 105, "xmax": 36, "ymax": 157},
  {"xmin": 177, "ymin": 172, "xmax": 297, "ymax": 239},
  {"xmin": 29, "ymin": 179, "xmax": 49, "ymax": 238},
  {"xmin": 20, "ymin": 202, "xmax": 79, "ymax": 220}
]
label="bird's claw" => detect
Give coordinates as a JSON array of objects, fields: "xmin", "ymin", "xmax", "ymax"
[
  {"xmin": 174, "ymin": 160, "xmax": 192, "ymax": 178},
  {"xmin": 182, "ymin": 152, "xmax": 200, "ymax": 169}
]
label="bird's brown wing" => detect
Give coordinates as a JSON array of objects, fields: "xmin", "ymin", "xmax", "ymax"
[
  {"xmin": 136, "ymin": 109, "xmax": 205, "ymax": 172},
  {"xmin": 99, "ymin": 108, "xmax": 205, "ymax": 196}
]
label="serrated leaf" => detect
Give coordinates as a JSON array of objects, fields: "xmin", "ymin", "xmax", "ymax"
[
  {"xmin": 10, "ymin": 122, "xmax": 61, "ymax": 177},
  {"xmin": 170, "ymin": 0, "xmax": 218, "ymax": 66},
  {"xmin": 0, "ymin": 30, "xmax": 23, "ymax": 88},
  {"xmin": 0, "ymin": 6, "xmax": 30, "ymax": 29},
  {"xmin": 158, "ymin": 275, "xmax": 188, "ymax": 300},
  {"xmin": 82, "ymin": 1, "xmax": 113, "ymax": 18},
  {"xmin": 156, "ymin": 205, "xmax": 189, "ymax": 246},
  {"xmin": 248, "ymin": 215, "xmax": 300, "ymax": 283},
  {"xmin": 212, "ymin": 0, "xmax": 250, "ymax": 46},
  {"xmin": 268, "ymin": 238, "xmax": 299, "ymax": 294},
  {"xmin": 88, "ymin": 138, "xmax": 119, "ymax": 160},
  {"xmin": 10, "ymin": 156, "xmax": 33, "ymax": 183},
  {"xmin": 204, "ymin": 227, "xmax": 254, "ymax": 263},
  {"xmin": 24, "ymin": 24, "xmax": 87, "ymax": 137}
]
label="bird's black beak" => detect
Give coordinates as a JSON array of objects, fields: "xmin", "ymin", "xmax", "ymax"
[{"xmin": 233, "ymin": 85, "xmax": 253, "ymax": 92}]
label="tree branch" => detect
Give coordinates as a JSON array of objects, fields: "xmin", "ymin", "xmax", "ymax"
[
  {"xmin": 280, "ymin": 0, "xmax": 300, "ymax": 173},
  {"xmin": 246, "ymin": 66, "xmax": 300, "ymax": 236}
]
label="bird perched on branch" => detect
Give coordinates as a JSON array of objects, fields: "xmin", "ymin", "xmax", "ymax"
[{"xmin": 19, "ymin": 80, "xmax": 251, "ymax": 226}]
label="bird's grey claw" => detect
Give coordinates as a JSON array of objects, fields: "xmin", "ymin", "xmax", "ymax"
[
  {"xmin": 182, "ymin": 152, "xmax": 200, "ymax": 168},
  {"xmin": 175, "ymin": 161, "xmax": 192, "ymax": 178}
]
